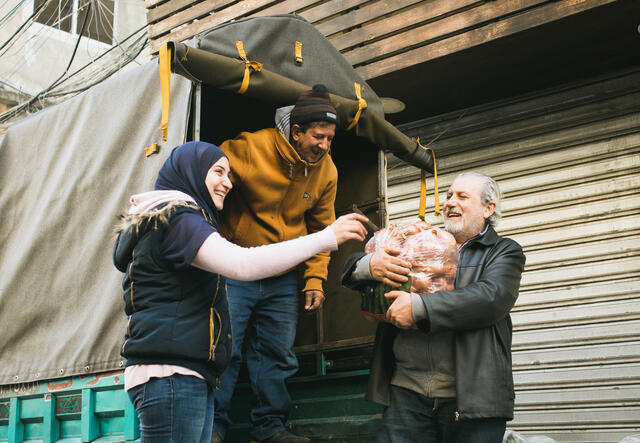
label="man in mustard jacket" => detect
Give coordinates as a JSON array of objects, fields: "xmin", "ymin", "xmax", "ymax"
[{"xmin": 212, "ymin": 85, "xmax": 338, "ymax": 443}]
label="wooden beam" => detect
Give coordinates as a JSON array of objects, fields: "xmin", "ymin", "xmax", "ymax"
[
  {"xmin": 294, "ymin": 336, "xmax": 375, "ymax": 354},
  {"xmin": 345, "ymin": 0, "xmax": 548, "ymax": 66},
  {"xmin": 247, "ymin": 0, "xmax": 320, "ymax": 17},
  {"xmin": 147, "ymin": 0, "xmax": 204, "ymax": 24},
  {"xmin": 148, "ymin": 0, "xmax": 264, "ymax": 39},
  {"xmin": 329, "ymin": 0, "xmax": 480, "ymax": 51},
  {"xmin": 149, "ymin": 0, "xmax": 279, "ymax": 52},
  {"xmin": 298, "ymin": 0, "xmax": 368, "ymax": 25},
  {"xmin": 146, "ymin": 0, "xmax": 170, "ymax": 9},
  {"xmin": 355, "ymin": 0, "xmax": 617, "ymax": 80},
  {"xmin": 315, "ymin": 0, "xmax": 422, "ymax": 37}
]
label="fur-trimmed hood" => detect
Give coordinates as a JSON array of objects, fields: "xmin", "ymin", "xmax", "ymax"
[{"xmin": 113, "ymin": 201, "xmax": 200, "ymax": 272}]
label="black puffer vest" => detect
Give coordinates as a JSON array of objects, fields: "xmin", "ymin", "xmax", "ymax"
[{"xmin": 113, "ymin": 204, "xmax": 232, "ymax": 387}]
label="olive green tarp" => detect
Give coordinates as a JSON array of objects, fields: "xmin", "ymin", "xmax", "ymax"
[
  {"xmin": 166, "ymin": 14, "xmax": 433, "ymax": 172},
  {"xmin": 0, "ymin": 62, "xmax": 192, "ymax": 385}
]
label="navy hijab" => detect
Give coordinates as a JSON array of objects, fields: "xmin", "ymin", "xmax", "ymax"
[{"xmin": 155, "ymin": 141, "xmax": 226, "ymax": 228}]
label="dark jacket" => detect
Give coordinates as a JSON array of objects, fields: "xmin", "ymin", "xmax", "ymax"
[
  {"xmin": 342, "ymin": 225, "xmax": 525, "ymax": 420},
  {"xmin": 113, "ymin": 205, "xmax": 232, "ymax": 387}
]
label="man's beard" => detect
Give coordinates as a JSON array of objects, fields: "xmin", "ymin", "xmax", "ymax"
[{"xmin": 443, "ymin": 218, "xmax": 464, "ymax": 234}]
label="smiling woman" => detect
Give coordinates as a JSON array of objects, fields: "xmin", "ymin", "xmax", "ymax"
[
  {"xmin": 205, "ymin": 157, "xmax": 232, "ymax": 210},
  {"xmin": 112, "ymin": 140, "xmax": 368, "ymax": 442}
]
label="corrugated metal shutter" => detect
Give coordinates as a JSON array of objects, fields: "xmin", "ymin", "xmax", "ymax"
[{"xmin": 385, "ymin": 70, "xmax": 640, "ymax": 442}]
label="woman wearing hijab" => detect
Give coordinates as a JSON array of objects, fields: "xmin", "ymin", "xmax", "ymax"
[{"xmin": 113, "ymin": 141, "xmax": 367, "ymax": 443}]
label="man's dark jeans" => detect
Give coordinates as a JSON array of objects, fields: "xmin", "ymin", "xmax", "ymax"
[
  {"xmin": 213, "ymin": 271, "xmax": 299, "ymax": 442},
  {"xmin": 378, "ymin": 386, "xmax": 506, "ymax": 443}
]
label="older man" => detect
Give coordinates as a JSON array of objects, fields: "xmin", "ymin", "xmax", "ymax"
[{"xmin": 342, "ymin": 172, "xmax": 526, "ymax": 443}]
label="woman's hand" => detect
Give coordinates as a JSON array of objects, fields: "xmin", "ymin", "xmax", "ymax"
[{"xmin": 330, "ymin": 213, "xmax": 368, "ymax": 245}]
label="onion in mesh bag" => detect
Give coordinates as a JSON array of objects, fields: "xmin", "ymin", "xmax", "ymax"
[
  {"xmin": 399, "ymin": 225, "xmax": 458, "ymax": 294},
  {"xmin": 364, "ymin": 223, "xmax": 404, "ymax": 253}
]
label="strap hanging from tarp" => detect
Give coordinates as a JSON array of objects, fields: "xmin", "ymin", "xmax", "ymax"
[
  {"xmin": 417, "ymin": 138, "xmax": 440, "ymax": 220},
  {"xmin": 235, "ymin": 40, "xmax": 263, "ymax": 94},
  {"xmin": 159, "ymin": 43, "xmax": 172, "ymax": 142},
  {"xmin": 346, "ymin": 82, "xmax": 367, "ymax": 130},
  {"xmin": 294, "ymin": 41, "xmax": 303, "ymax": 64},
  {"xmin": 145, "ymin": 143, "xmax": 159, "ymax": 157}
]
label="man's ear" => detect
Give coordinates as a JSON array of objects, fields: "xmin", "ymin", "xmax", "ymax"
[
  {"xmin": 291, "ymin": 124, "xmax": 302, "ymax": 141},
  {"xmin": 483, "ymin": 201, "xmax": 496, "ymax": 220}
]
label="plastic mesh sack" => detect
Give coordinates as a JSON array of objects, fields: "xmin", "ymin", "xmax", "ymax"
[{"xmin": 360, "ymin": 220, "xmax": 458, "ymax": 320}]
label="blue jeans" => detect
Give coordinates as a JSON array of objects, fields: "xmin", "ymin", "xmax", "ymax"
[
  {"xmin": 213, "ymin": 271, "xmax": 299, "ymax": 441},
  {"xmin": 378, "ymin": 386, "xmax": 506, "ymax": 443},
  {"xmin": 128, "ymin": 374, "xmax": 214, "ymax": 443}
]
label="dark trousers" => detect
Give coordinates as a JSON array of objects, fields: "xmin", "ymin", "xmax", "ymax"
[
  {"xmin": 213, "ymin": 271, "xmax": 299, "ymax": 442},
  {"xmin": 378, "ymin": 386, "xmax": 506, "ymax": 443}
]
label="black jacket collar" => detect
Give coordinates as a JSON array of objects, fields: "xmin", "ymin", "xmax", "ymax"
[{"xmin": 463, "ymin": 223, "xmax": 499, "ymax": 248}]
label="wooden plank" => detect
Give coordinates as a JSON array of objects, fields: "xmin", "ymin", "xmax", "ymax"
[
  {"xmin": 294, "ymin": 336, "xmax": 375, "ymax": 353},
  {"xmin": 298, "ymin": 0, "xmax": 369, "ymax": 25},
  {"xmin": 355, "ymin": 0, "xmax": 618, "ymax": 79},
  {"xmin": 313, "ymin": 0, "xmax": 422, "ymax": 37},
  {"xmin": 147, "ymin": 0, "xmax": 208, "ymax": 24},
  {"xmin": 147, "ymin": 0, "xmax": 240, "ymax": 39},
  {"xmin": 146, "ymin": 0, "xmax": 170, "ymax": 9},
  {"xmin": 247, "ymin": 0, "xmax": 320, "ymax": 17},
  {"xmin": 345, "ymin": 0, "xmax": 549, "ymax": 66},
  {"xmin": 149, "ymin": 0, "xmax": 275, "ymax": 51},
  {"xmin": 330, "ymin": 0, "xmax": 480, "ymax": 51}
]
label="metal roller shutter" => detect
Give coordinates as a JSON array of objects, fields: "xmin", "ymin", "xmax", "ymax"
[{"xmin": 385, "ymin": 70, "xmax": 640, "ymax": 442}]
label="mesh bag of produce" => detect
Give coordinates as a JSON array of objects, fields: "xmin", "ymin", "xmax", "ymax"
[{"xmin": 360, "ymin": 220, "xmax": 459, "ymax": 320}]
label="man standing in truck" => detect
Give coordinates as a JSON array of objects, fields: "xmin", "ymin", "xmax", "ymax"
[{"xmin": 212, "ymin": 85, "xmax": 339, "ymax": 443}]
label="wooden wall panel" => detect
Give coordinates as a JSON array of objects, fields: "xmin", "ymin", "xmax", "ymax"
[{"xmin": 145, "ymin": 0, "xmax": 614, "ymax": 80}]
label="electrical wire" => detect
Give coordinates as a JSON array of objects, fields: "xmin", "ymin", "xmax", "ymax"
[
  {"xmin": 45, "ymin": 35, "xmax": 147, "ymax": 97},
  {"xmin": 0, "ymin": 18, "xmax": 149, "ymax": 123},
  {"xmin": 0, "ymin": 0, "xmax": 50, "ymax": 52},
  {"xmin": 0, "ymin": 0, "xmax": 28, "ymax": 28},
  {"xmin": 0, "ymin": 2, "xmax": 91, "ymax": 121},
  {"xmin": 0, "ymin": 0, "xmax": 58, "ymax": 58}
]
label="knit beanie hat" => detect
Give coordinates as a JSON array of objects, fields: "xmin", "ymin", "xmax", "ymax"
[{"xmin": 290, "ymin": 84, "xmax": 338, "ymax": 127}]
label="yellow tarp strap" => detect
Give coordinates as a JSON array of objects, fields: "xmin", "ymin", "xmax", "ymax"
[
  {"xmin": 346, "ymin": 82, "xmax": 367, "ymax": 131},
  {"xmin": 417, "ymin": 137, "xmax": 440, "ymax": 219},
  {"xmin": 159, "ymin": 43, "xmax": 172, "ymax": 142},
  {"xmin": 236, "ymin": 40, "xmax": 263, "ymax": 94},
  {"xmin": 294, "ymin": 41, "xmax": 303, "ymax": 64},
  {"xmin": 145, "ymin": 143, "xmax": 159, "ymax": 157}
]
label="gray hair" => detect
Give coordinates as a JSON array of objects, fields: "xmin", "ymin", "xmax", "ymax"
[{"xmin": 454, "ymin": 172, "xmax": 502, "ymax": 226}]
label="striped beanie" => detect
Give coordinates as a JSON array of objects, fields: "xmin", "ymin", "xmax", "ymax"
[{"xmin": 290, "ymin": 84, "xmax": 338, "ymax": 127}]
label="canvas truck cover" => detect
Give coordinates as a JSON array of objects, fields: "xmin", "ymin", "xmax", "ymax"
[
  {"xmin": 166, "ymin": 14, "xmax": 434, "ymax": 172},
  {"xmin": 0, "ymin": 62, "xmax": 191, "ymax": 385}
]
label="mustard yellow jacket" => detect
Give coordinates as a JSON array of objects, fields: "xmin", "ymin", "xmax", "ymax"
[{"xmin": 219, "ymin": 127, "xmax": 337, "ymax": 292}]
